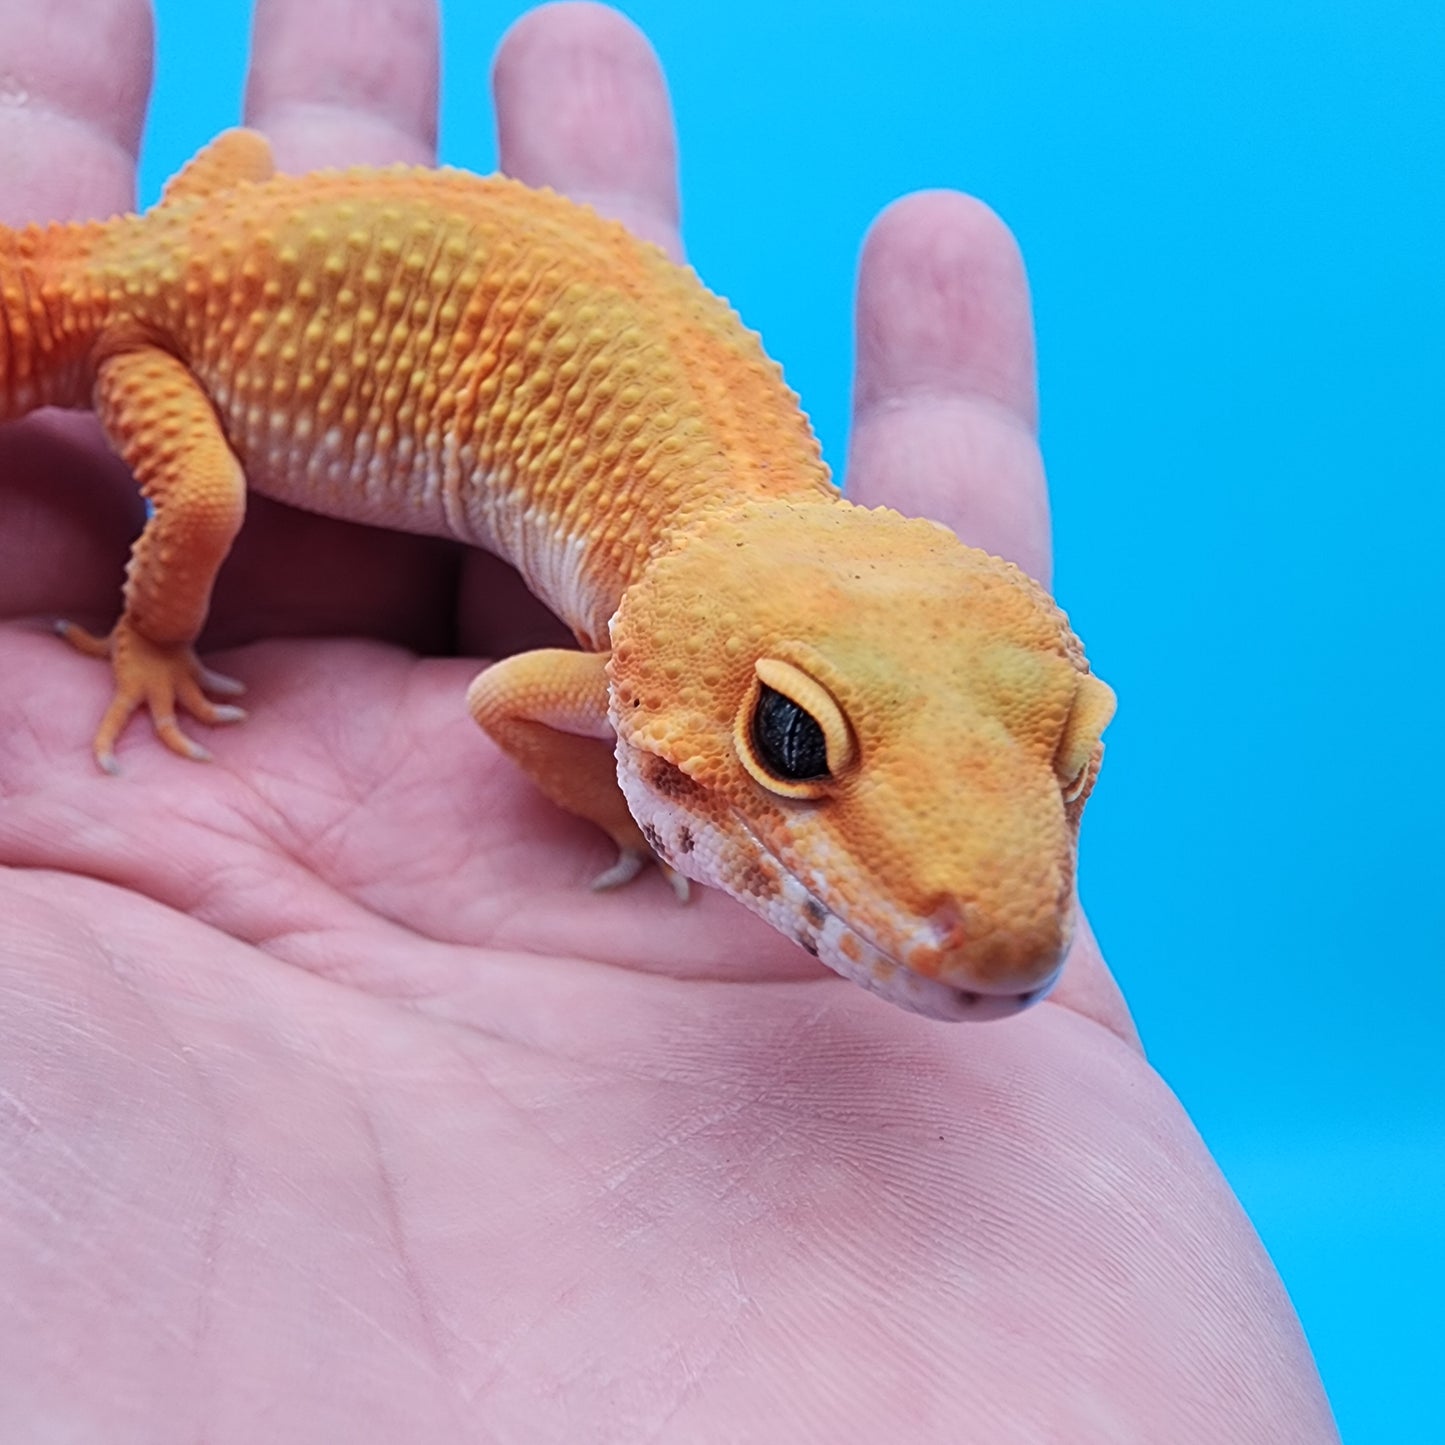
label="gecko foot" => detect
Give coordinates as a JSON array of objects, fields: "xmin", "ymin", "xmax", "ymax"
[{"xmin": 56, "ymin": 619, "xmax": 247, "ymax": 773}]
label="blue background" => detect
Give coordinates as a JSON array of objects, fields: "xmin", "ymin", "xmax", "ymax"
[{"xmin": 140, "ymin": 3, "xmax": 1441, "ymax": 1439}]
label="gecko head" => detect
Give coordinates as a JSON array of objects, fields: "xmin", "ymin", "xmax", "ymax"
[{"xmin": 607, "ymin": 498, "xmax": 1115, "ymax": 1021}]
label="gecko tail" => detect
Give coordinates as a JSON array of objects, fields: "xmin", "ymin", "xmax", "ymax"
[{"xmin": 0, "ymin": 219, "xmax": 107, "ymax": 421}]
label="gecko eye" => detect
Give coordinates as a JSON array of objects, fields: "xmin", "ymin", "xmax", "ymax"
[
  {"xmin": 753, "ymin": 686, "xmax": 828, "ymax": 781},
  {"xmin": 735, "ymin": 657, "xmax": 855, "ymax": 800}
]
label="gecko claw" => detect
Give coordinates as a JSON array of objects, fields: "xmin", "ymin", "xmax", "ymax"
[{"xmin": 198, "ymin": 666, "xmax": 246, "ymax": 698}]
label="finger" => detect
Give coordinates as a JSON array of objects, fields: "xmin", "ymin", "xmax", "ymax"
[
  {"xmin": 846, "ymin": 190, "xmax": 1053, "ymax": 584},
  {"xmin": 0, "ymin": 0, "xmax": 151, "ymax": 224},
  {"xmin": 492, "ymin": 2, "xmax": 682, "ymax": 259},
  {"xmin": 1046, "ymin": 909, "xmax": 1141, "ymax": 1051},
  {"xmin": 244, "ymin": 0, "xmax": 440, "ymax": 170},
  {"xmin": 846, "ymin": 194, "xmax": 1130, "ymax": 1039}
]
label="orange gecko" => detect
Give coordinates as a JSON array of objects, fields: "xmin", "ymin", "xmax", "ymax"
[{"xmin": 0, "ymin": 129, "xmax": 1115, "ymax": 1021}]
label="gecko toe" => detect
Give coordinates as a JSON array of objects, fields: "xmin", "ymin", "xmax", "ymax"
[
  {"xmin": 591, "ymin": 848, "xmax": 648, "ymax": 892},
  {"xmin": 55, "ymin": 620, "xmax": 111, "ymax": 659}
]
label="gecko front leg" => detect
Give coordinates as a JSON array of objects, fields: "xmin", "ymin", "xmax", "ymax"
[{"xmin": 466, "ymin": 648, "xmax": 688, "ymax": 898}]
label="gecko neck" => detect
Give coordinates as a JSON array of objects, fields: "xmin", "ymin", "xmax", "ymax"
[{"xmin": 448, "ymin": 420, "xmax": 837, "ymax": 650}]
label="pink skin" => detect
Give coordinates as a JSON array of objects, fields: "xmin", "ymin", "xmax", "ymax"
[{"xmin": 0, "ymin": 2, "xmax": 1337, "ymax": 1440}]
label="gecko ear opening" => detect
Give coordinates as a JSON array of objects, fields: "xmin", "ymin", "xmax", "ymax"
[
  {"xmin": 1054, "ymin": 672, "xmax": 1116, "ymax": 802},
  {"xmin": 735, "ymin": 657, "xmax": 855, "ymax": 799}
]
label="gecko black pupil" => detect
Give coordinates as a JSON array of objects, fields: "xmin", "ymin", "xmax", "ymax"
[{"xmin": 752, "ymin": 685, "xmax": 829, "ymax": 781}]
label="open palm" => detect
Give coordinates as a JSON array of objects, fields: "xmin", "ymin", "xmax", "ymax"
[{"xmin": 0, "ymin": 2, "xmax": 1335, "ymax": 1441}]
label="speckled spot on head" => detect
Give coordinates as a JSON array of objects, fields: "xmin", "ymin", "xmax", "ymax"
[
  {"xmin": 640, "ymin": 819, "xmax": 669, "ymax": 862},
  {"xmin": 736, "ymin": 857, "xmax": 781, "ymax": 901}
]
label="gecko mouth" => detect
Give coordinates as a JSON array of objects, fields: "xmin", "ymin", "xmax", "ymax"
[
  {"xmin": 617, "ymin": 753, "xmax": 1062, "ymax": 1022},
  {"xmin": 728, "ymin": 815, "xmax": 1063, "ymax": 1022}
]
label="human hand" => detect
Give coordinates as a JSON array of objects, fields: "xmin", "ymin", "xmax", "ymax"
[{"xmin": 0, "ymin": 1, "xmax": 1336, "ymax": 1439}]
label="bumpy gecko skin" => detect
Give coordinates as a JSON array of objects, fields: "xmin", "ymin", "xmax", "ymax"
[{"xmin": 1, "ymin": 129, "xmax": 1114, "ymax": 1021}]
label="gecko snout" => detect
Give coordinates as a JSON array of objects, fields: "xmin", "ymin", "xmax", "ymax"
[{"xmin": 904, "ymin": 896, "xmax": 1071, "ymax": 1019}]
